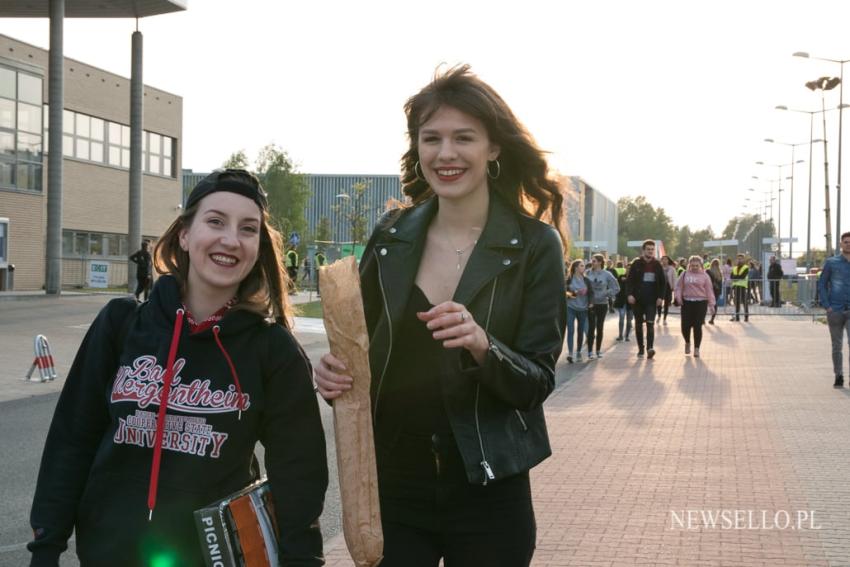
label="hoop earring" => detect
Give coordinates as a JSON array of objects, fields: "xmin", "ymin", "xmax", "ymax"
[
  {"xmin": 487, "ymin": 160, "xmax": 501, "ymax": 180},
  {"xmin": 414, "ymin": 161, "xmax": 425, "ymax": 181}
]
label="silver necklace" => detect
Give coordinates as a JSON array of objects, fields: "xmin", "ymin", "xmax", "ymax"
[{"xmin": 444, "ymin": 231, "xmax": 479, "ymax": 271}]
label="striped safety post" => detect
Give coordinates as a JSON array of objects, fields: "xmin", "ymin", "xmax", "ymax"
[{"xmin": 24, "ymin": 335, "xmax": 58, "ymax": 382}]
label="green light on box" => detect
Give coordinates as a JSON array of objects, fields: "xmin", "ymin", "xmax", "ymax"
[{"xmin": 148, "ymin": 552, "xmax": 178, "ymax": 567}]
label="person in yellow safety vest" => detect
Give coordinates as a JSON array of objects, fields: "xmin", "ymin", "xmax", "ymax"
[{"xmin": 730, "ymin": 253, "xmax": 750, "ymax": 322}]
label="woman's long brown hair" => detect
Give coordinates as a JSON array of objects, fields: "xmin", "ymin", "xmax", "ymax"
[{"xmin": 400, "ymin": 64, "xmax": 567, "ymax": 248}]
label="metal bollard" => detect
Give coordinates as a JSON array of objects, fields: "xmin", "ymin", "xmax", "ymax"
[{"xmin": 24, "ymin": 335, "xmax": 58, "ymax": 382}]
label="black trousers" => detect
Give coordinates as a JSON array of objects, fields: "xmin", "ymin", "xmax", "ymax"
[
  {"xmin": 381, "ymin": 511, "xmax": 536, "ymax": 567},
  {"xmin": 681, "ymin": 300, "xmax": 708, "ymax": 348},
  {"xmin": 770, "ymin": 280, "xmax": 781, "ymax": 306},
  {"xmin": 586, "ymin": 304, "xmax": 608, "ymax": 352},
  {"xmin": 633, "ymin": 301, "xmax": 657, "ymax": 350},
  {"xmin": 734, "ymin": 286, "xmax": 749, "ymax": 320},
  {"xmin": 134, "ymin": 274, "xmax": 150, "ymax": 301}
]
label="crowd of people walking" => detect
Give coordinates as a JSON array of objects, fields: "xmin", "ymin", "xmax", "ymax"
[{"xmin": 563, "ymin": 244, "xmax": 792, "ymax": 362}]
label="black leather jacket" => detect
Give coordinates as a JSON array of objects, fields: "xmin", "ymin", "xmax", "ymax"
[{"xmin": 359, "ymin": 194, "xmax": 566, "ymax": 485}]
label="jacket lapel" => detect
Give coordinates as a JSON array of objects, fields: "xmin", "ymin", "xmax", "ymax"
[
  {"xmin": 453, "ymin": 195, "xmax": 524, "ymax": 308},
  {"xmin": 373, "ymin": 198, "xmax": 436, "ymax": 328}
]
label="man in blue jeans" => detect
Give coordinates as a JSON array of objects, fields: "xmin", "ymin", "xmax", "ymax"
[{"xmin": 818, "ymin": 231, "xmax": 850, "ymax": 388}]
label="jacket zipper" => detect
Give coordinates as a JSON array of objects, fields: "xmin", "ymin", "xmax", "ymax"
[
  {"xmin": 488, "ymin": 341, "xmax": 529, "ymax": 376},
  {"xmin": 372, "ymin": 250, "xmax": 393, "ymax": 424},
  {"xmin": 475, "ymin": 277, "xmax": 499, "ymax": 485},
  {"xmin": 515, "ymin": 409, "xmax": 528, "ymax": 431}
]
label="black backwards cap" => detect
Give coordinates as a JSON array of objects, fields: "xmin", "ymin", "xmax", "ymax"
[{"xmin": 185, "ymin": 169, "xmax": 268, "ymax": 211}]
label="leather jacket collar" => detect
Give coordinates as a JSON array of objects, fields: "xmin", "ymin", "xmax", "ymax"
[{"xmin": 372, "ymin": 193, "xmax": 525, "ymax": 327}]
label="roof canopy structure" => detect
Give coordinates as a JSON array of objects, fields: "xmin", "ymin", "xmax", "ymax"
[{"xmin": 0, "ymin": 0, "xmax": 186, "ymax": 18}]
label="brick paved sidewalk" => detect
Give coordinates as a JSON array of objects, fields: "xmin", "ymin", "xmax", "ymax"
[{"xmin": 324, "ymin": 316, "xmax": 850, "ymax": 566}]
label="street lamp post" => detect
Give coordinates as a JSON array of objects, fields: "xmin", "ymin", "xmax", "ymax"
[
  {"xmin": 762, "ymin": 143, "xmax": 807, "ymax": 258},
  {"xmin": 776, "ymin": 104, "xmax": 842, "ymax": 266},
  {"xmin": 795, "ymin": 52, "xmax": 848, "ymax": 250},
  {"xmin": 755, "ymin": 162, "xmax": 800, "ymax": 256},
  {"xmin": 803, "ymin": 76, "xmax": 841, "ymax": 254}
]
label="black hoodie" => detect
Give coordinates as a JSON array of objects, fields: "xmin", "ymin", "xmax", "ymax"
[{"xmin": 29, "ymin": 275, "xmax": 328, "ymax": 567}]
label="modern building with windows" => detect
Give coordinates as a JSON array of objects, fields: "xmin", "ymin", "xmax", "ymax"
[
  {"xmin": 0, "ymin": 34, "xmax": 182, "ymax": 290},
  {"xmin": 561, "ymin": 175, "xmax": 618, "ymax": 257}
]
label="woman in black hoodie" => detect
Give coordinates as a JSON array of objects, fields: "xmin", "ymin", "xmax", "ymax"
[{"xmin": 28, "ymin": 170, "xmax": 328, "ymax": 567}]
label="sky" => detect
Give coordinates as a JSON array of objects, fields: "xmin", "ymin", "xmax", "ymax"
[{"xmin": 3, "ymin": 0, "xmax": 850, "ymax": 257}]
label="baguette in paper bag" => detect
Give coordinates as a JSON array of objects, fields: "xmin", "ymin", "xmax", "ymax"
[{"xmin": 320, "ymin": 257, "xmax": 383, "ymax": 566}]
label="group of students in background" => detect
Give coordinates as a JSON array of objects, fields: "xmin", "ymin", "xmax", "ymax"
[{"xmin": 564, "ymin": 240, "xmax": 783, "ymax": 362}]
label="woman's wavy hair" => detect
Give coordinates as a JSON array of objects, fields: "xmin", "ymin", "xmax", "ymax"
[
  {"xmin": 400, "ymin": 64, "xmax": 567, "ymax": 247},
  {"xmin": 153, "ymin": 170, "xmax": 292, "ymax": 326}
]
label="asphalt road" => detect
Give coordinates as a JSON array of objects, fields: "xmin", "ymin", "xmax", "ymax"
[{"xmin": 0, "ymin": 294, "xmax": 341, "ymax": 567}]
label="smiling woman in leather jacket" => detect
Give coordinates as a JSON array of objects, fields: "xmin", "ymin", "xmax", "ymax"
[{"xmin": 314, "ymin": 65, "xmax": 567, "ymax": 567}]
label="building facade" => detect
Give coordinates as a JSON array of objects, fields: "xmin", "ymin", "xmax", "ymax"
[
  {"xmin": 0, "ymin": 34, "xmax": 182, "ymax": 290},
  {"xmin": 561, "ymin": 175, "xmax": 618, "ymax": 257}
]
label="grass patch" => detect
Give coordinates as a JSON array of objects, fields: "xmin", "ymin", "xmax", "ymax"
[{"xmin": 294, "ymin": 300, "xmax": 323, "ymax": 318}]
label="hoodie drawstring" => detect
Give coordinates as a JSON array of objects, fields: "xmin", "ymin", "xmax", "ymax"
[
  {"xmin": 147, "ymin": 308, "xmax": 184, "ymax": 521},
  {"xmin": 212, "ymin": 325, "xmax": 246, "ymax": 420}
]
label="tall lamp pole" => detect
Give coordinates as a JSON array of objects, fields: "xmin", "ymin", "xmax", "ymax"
[
  {"xmin": 804, "ymin": 76, "xmax": 841, "ymax": 255},
  {"xmin": 776, "ymin": 104, "xmax": 839, "ymax": 266},
  {"xmin": 763, "ymin": 142, "xmax": 807, "ymax": 258},
  {"xmin": 795, "ymin": 53, "xmax": 848, "ymax": 251}
]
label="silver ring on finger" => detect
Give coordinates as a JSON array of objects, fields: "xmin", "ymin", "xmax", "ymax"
[{"xmin": 460, "ymin": 311, "xmax": 467, "ymax": 322}]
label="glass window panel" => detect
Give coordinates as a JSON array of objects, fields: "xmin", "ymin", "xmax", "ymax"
[
  {"xmin": 149, "ymin": 155, "xmax": 160, "ymax": 175},
  {"xmin": 0, "ymin": 222, "xmax": 6, "ymax": 262},
  {"xmin": 90, "ymin": 141, "xmax": 103, "ymax": 162},
  {"xmin": 0, "ymin": 131, "xmax": 13, "ymax": 157},
  {"xmin": 162, "ymin": 137, "xmax": 172, "ymax": 158},
  {"xmin": 162, "ymin": 157, "xmax": 172, "ymax": 177},
  {"xmin": 90, "ymin": 117, "xmax": 104, "ymax": 141},
  {"xmin": 16, "ymin": 163, "xmax": 42, "ymax": 191},
  {"xmin": 75, "ymin": 138, "xmax": 89, "ymax": 160},
  {"xmin": 63, "ymin": 135, "xmax": 74, "ymax": 157},
  {"xmin": 149, "ymin": 132, "xmax": 161, "ymax": 156},
  {"xmin": 17, "ymin": 73, "xmax": 42, "ymax": 105},
  {"xmin": 108, "ymin": 122, "xmax": 121, "ymax": 145},
  {"xmin": 0, "ymin": 67, "xmax": 14, "ymax": 99},
  {"xmin": 17, "ymin": 132, "xmax": 41, "ymax": 161},
  {"xmin": 62, "ymin": 231, "xmax": 74, "ymax": 255},
  {"xmin": 17, "ymin": 103, "xmax": 42, "ymax": 133},
  {"xmin": 121, "ymin": 148, "xmax": 130, "ymax": 168},
  {"xmin": 0, "ymin": 98, "xmax": 14, "ymax": 129},
  {"xmin": 0, "ymin": 159, "xmax": 12, "ymax": 186},
  {"xmin": 75, "ymin": 113, "xmax": 90, "ymax": 138},
  {"xmin": 15, "ymin": 162, "xmax": 29, "ymax": 190},
  {"xmin": 29, "ymin": 164, "xmax": 42, "ymax": 191},
  {"xmin": 89, "ymin": 234, "xmax": 103, "ymax": 256},
  {"xmin": 108, "ymin": 145, "xmax": 121, "ymax": 166},
  {"xmin": 63, "ymin": 110, "xmax": 74, "ymax": 134},
  {"xmin": 75, "ymin": 233, "xmax": 88, "ymax": 255},
  {"xmin": 121, "ymin": 125, "xmax": 130, "ymax": 147},
  {"xmin": 105, "ymin": 234, "xmax": 120, "ymax": 256},
  {"xmin": 119, "ymin": 235, "xmax": 128, "ymax": 256}
]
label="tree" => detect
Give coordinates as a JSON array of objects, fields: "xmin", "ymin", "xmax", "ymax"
[
  {"xmin": 222, "ymin": 150, "xmax": 249, "ymax": 169},
  {"xmin": 315, "ymin": 216, "xmax": 331, "ymax": 249},
  {"xmin": 719, "ymin": 214, "xmax": 774, "ymax": 259},
  {"xmin": 617, "ymin": 196, "xmax": 676, "ymax": 258},
  {"xmin": 256, "ymin": 144, "xmax": 311, "ymax": 253},
  {"xmin": 798, "ymin": 248, "xmax": 828, "ymax": 267},
  {"xmin": 672, "ymin": 225, "xmax": 693, "ymax": 260},
  {"xmin": 345, "ymin": 180, "xmax": 372, "ymax": 245}
]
